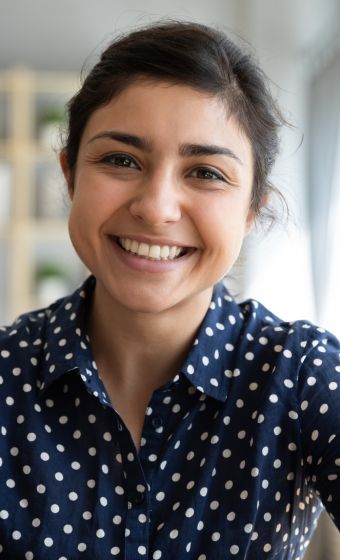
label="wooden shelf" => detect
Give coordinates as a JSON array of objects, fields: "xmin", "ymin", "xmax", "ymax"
[{"xmin": 0, "ymin": 68, "xmax": 85, "ymax": 324}]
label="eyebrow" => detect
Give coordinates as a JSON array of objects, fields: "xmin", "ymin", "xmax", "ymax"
[{"xmin": 88, "ymin": 130, "xmax": 243, "ymax": 165}]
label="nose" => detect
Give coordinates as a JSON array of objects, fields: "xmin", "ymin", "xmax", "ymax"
[{"xmin": 129, "ymin": 170, "xmax": 182, "ymax": 226}]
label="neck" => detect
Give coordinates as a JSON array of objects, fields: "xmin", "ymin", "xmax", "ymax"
[{"xmin": 87, "ymin": 279, "xmax": 213, "ymax": 392}]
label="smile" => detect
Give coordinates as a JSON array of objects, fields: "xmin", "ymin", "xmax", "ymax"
[{"xmin": 117, "ymin": 237, "xmax": 187, "ymax": 261}]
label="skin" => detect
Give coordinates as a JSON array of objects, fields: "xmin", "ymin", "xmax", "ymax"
[{"xmin": 60, "ymin": 80, "xmax": 259, "ymax": 448}]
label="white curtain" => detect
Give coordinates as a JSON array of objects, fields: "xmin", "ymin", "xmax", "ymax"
[{"xmin": 308, "ymin": 49, "xmax": 340, "ymax": 331}]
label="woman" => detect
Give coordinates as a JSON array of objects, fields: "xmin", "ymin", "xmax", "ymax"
[{"xmin": 0, "ymin": 21, "xmax": 339, "ymax": 560}]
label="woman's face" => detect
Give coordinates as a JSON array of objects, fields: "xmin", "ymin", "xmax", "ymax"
[{"xmin": 63, "ymin": 81, "xmax": 256, "ymax": 314}]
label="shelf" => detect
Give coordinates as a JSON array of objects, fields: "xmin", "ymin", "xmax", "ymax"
[{"xmin": 0, "ymin": 68, "xmax": 82, "ymax": 324}]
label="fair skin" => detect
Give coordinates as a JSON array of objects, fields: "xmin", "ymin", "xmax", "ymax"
[{"xmin": 60, "ymin": 80, "xmax": 257, "ymax": 449}]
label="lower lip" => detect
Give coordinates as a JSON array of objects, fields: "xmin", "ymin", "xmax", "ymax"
[{"xmin": 108, "ymin": 236, "xmax": 194, "ymax": 273}]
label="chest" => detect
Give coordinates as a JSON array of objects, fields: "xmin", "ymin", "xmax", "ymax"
[{"xmin": 0, "ymin": 375, "xmax": 317, "ymax": 559}]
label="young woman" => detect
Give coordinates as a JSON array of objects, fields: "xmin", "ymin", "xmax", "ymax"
[{"xmin": 0, "ymin": 21, "xmax": 339, "ymax": 560}]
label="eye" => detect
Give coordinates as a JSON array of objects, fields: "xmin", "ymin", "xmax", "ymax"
[
  {"xmin": 101, "ymin": 153, "xmax": 140, "ymax": 169},
  {"xmin": 190, "ymin": 166, "xmax": 226, "ymax": 183}
]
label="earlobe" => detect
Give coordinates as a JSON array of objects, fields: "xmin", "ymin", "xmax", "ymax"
[
  {"xmin": 59, "ymin": 150, "xmax": 74, "ymax": 198},
  {"xmin": 244, "ymin": 211, "xmax": 256, "ymax": 236}
]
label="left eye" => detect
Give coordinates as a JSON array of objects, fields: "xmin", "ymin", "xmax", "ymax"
[
  {"xmin": 102, "ymin": 154, "xmax": 139, "ymax": 168},
  {"xmin": 190, "ymin": 167, "xmax": 225, "ymax": 182}
]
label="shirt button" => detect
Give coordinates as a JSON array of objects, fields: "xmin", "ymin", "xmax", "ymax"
[
  {"xmin": 132, "ymin": 492, "xmax": 145, "ymax": 505},
  {"xmin": 151, "ymin": 417, "xmax": 163, "ymax": 428}
]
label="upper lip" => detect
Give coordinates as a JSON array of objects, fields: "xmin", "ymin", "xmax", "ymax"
[{"xmin": 110, "ymin": 234, "xmax": 196, "ymax": 249}]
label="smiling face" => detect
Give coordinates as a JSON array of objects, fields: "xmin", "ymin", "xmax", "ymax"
[{"xmin": 63, "ymin": 81, "xmax": 256, "ymax": 315}]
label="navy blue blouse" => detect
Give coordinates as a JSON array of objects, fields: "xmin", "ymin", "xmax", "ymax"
[{"xmin": 0, "ymin": 275, "xmax": 339, "ymax": 560}]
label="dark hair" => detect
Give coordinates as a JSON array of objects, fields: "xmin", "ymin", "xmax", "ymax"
[{"xmin": 64, "ymin": 20, "xmax": 287, "ymax": 221}]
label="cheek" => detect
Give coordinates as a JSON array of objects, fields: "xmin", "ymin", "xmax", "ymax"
[{"xmin": 196, "ymin": 199, "xmax": 249, "ymax": 246}]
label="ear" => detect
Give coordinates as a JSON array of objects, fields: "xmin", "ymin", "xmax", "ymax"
[
  {"xmin": 244, "ymin": 192, "xmax": 270, "ymax": 236},
  {"xmin": 59, "ymin": 150, "xmax": 74, "ymax": 198}
]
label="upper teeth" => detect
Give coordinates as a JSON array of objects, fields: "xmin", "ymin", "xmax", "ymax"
[{"xmin": 119, "ymin": 238, "xmax": 183, "ymax": 260}]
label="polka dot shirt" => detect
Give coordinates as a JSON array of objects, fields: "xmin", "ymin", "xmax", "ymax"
[{"xmin": 0, "ymin": 275, "xmax": 339, "ymax": 559}]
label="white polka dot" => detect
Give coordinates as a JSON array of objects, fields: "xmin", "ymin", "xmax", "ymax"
[
  {"xmin": 63, "ymin": 524, "xmax": 73, "ymax": 534},
  {"xmin": 230, "ymin": 545, "xmax": 239, "ymax": 554},
  {"xmin": 307, "ymin": 376, "xmax": 316, "ymax": 386},
  {"xmin": 169, "ymin": 529, "xmax": 178, "ymax": 539},
  {"xmin": 320, "ymin": 403, "xmax": 329, "ymax": 414},
  {"xmin": 96, "ymin": 529, "xmax": 105, "ymax": 538},
  {"xmin": 44, "ymin": 537, "xmax": 53, "ymax": 547},
  {"xmin": 284, "ymin": 379, "xmax": 294, "ymax": 388},
  {"xmin": 311, "ymin": 430, "xmax": 319, "ymax": 441},
  {"xmin": 283, "ymin": 349, "xmax": 292, "ymax": 358},
  {"xmin": 210, "ymin": 500, "xmax": 219, "ymax": 510}
]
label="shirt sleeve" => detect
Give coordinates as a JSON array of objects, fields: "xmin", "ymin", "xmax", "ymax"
[{"xmin": 297, "ymin": 327, "xmax": 340, "ymax": 529}]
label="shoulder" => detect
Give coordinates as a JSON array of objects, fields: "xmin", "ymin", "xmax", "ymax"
[
  {"xmin": 215, "ymin": 283, "xmax": 339, "ymax": 374},
  {"xmin": 0, "ymin": 307, "xmax": 49, "ymax": 358}
]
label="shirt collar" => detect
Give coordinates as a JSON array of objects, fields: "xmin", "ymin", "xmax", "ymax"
[
  {"xmin": 180, "ymin": 282, "xmax": 244, "ymax": 402},
  {"xmin": 38, "ymin": 275, "xmax": 97, "ymax": 393},
  {"xmin": 39, "ymin": 276, "xmax": 244, "ymax": 403}
]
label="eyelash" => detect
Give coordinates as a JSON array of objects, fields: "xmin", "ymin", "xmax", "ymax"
[
  {"xmin": 98, "ymin": 153, "xmax": 228, "ymax": 184},
  {"xmin": 100, "ymin": 153, "xmax": 140, "ymax": 169}
]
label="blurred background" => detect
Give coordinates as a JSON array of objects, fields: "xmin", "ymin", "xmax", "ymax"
[{"xmin": 0, "ymin": 0, "xmax": 339, "ymax": 557}]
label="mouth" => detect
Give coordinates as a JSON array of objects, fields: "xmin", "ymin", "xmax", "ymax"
[{"xmin": 113, "ymin": 236, "xmax": 192, "ymax": 261}]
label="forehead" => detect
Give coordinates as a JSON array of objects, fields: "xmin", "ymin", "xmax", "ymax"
[{"xmin": 81, "ymin": 80, "xmax": 253, "ymax": 164}]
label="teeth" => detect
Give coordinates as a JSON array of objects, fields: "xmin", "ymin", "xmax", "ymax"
[
  {"xmin": 118, "ymin": 238, "xmax": 185, "ymax": 260},
  {"xmin": 160, "ymin": 246, "xmax": 170, "ymax": 259}
]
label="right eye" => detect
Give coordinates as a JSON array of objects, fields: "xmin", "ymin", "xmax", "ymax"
[{"xmin": 101, "ymin": 153, "xmax": 140, "ymax": 169}]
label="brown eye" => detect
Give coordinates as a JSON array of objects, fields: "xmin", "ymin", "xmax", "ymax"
[
  {"xmin": 102, "ymin": 154, "xmax": 139, "ymax": 169},
  {"xmin": 191, "ymin": 167, "xmax": 226, "ymax": 182}
]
